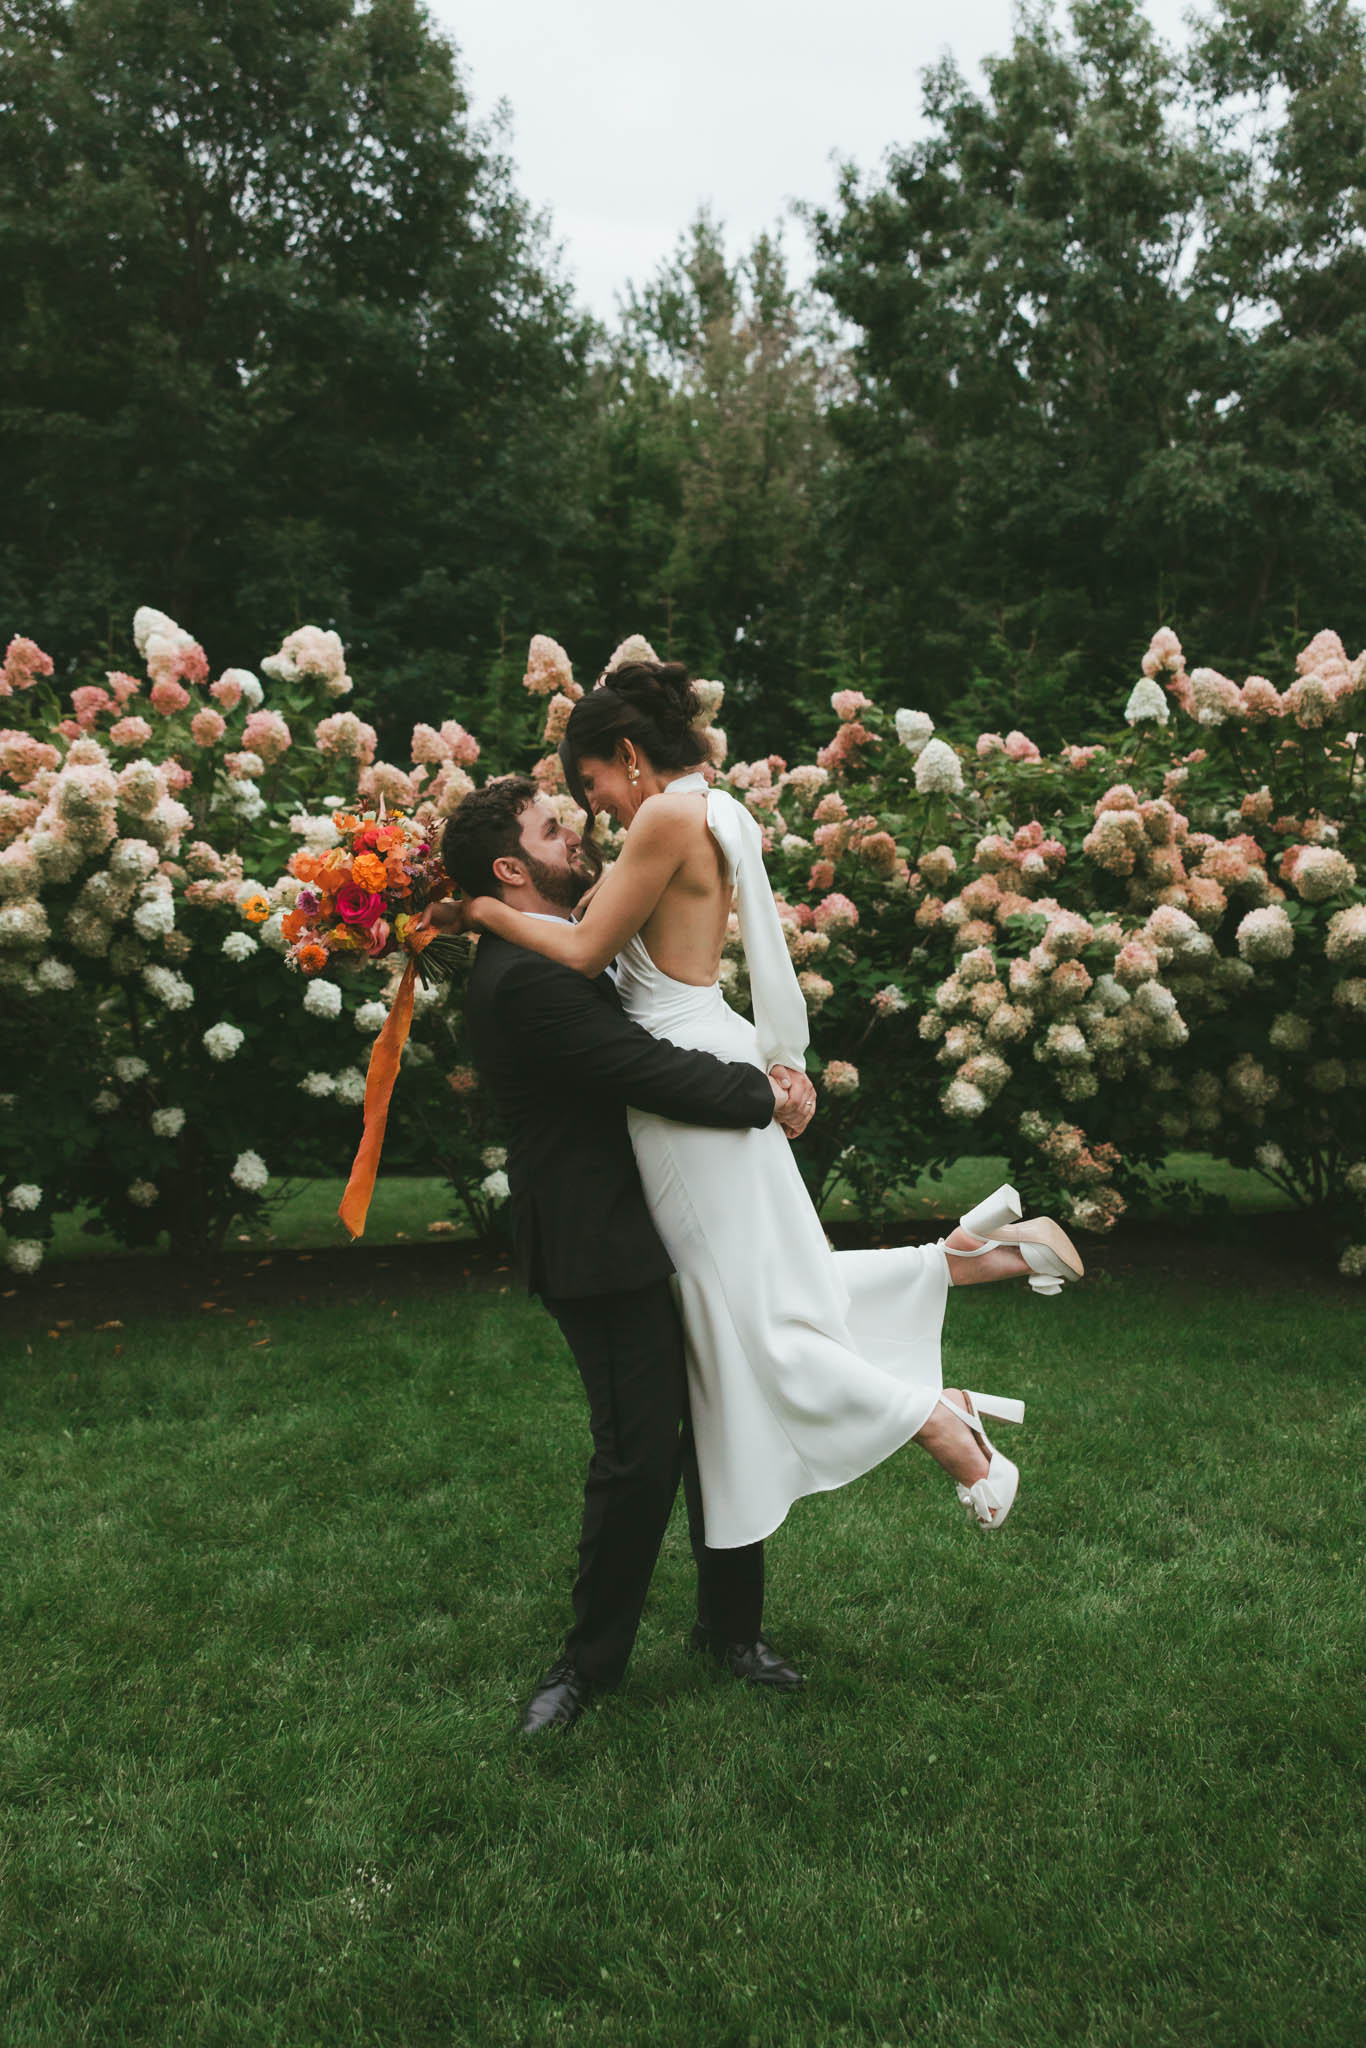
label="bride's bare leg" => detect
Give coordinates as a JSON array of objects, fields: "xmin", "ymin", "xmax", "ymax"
[
  {"xmin": 913, "ymin": 1388, "xmax": 989, "ymax": 1487},
  {"xmin": 942, "ymin": 1226, "xmax": 1030, "ymax": 1287}
]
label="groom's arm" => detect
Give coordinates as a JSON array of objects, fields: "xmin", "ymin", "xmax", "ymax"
[{"xmin": 495, "ymin": 953, "xmax": 775, "ymax": 1129}]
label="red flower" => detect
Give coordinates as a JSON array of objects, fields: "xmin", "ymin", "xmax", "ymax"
[{"xmin": 335, "ymin": 881, "xmax": 385, "ymax": 926}]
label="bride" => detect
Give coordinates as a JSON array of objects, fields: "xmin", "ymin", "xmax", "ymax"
[{"xmin": 457, "ymin": 662, "xmax": 1083, "ymax": 1546}]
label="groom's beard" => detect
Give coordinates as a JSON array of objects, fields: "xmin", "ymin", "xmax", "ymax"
[{"xmin": 521, "ymin": 852, "xmax": 590, "ymax": 913}]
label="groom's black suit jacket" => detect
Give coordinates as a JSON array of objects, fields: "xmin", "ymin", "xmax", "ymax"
[{"xmin": 462, "ymin": 931, "xmax": 774, "ymax": 1299}]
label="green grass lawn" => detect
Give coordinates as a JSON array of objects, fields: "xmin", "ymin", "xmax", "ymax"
[{"xmin": 2, "ymin": 1265, "xmax": 1361, "ymax": 2046}]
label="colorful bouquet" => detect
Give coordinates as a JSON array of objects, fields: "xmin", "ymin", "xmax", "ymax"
[
  {"xmin": 277, "ymin": 805, "xmax": 464, "ymax": 1236},
  {"xmin": 280, "ymin": 805, "xmax": 461, "ymax": 984}
]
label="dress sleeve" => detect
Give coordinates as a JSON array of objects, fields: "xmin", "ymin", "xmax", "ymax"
[{"xmin": 727, "ymin": 796, "xmax": 811, "ymax": 1072}]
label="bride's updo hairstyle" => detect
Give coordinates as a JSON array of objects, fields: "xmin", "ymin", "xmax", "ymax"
[{"xmin": 560, "ymin": 661, "xmax": 710, "ymax": 873}]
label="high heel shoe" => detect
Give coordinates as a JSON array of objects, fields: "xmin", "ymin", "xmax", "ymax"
[
  {"xmin": 937, "ymin": 1391, "xmax": 1021, "ymax": 1529},
  {"xmin": 946, "ymin": 1184, "xmax": 1085, "ymax": 1296}
]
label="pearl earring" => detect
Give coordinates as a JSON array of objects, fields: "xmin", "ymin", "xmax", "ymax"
[{"xmin": 626, "ymin": 764, "xmax": 640, "ymax": 784}]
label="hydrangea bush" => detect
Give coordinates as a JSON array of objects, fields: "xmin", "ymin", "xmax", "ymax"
[{"xmin": 3, "ymin": 612, "xmax": 1362, "ymax": 1278}]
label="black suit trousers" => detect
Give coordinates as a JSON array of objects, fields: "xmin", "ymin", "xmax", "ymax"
[{"xmin": 542, "ymin": 1278, "xmax": 764, "ymax": 1688}]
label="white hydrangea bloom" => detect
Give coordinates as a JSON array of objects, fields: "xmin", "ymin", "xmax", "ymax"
[
  {"xmin": 1344, "ymin": 1161, "xmax": 1366, "ymax": 1199},
  {"xmin": 1254, "ymin": 1143, "xmax": 1287, "ymax": 1173},
  {"xmin": 221, "ymin": 931, "xmax": 257, "ymax": 962},
  {"xmin": 35, "ymin": 957, "xmax": 77, "ymax": 991},
  {"xmin": 142, "ymin": 963, "xmax": 194, "ymax": 1010},
  {"xmin": 114, "ymin": 1055, "xmax": 149, "ymax": 1083},
  {"xmin": 202, "ymin": 1022, "xmax": 245, "ymax": 1061},
  {"xmin": 1338, "ymin": 1245, "xmax": 1366, "ymax": 1279},
  {"xmin": 914, "ymin": 737, "xmax": 964, "ymax": 794},
  {"xmin": 5, "ymin": 1239, "xmax": 44, "ymax": 1274},
  {"xmin": 1235, "ymin": 906, "xmax": 1295, "ymax": 963},
  {"xmin": 231, "ymin": 1150, "xmax": 269, "ymax": 1193},
  {"xmin": 150, "ymin": 1107, "xmax": 186, "ymax": 1137},
  {"xmin": 481, "ymin": 1169, "xmax": 511, "ymax": 1203},
  {"xmin": 333, "ymin": 1068, "xmax": 367, "ymax": 1106},
  {"xmin": 303, "ymin": 978, "xmax": 343, "ymax": 1020},
  {"xmin": 288, "ymin": 811, "xmax": 342, "ymax": 850},
  {"xmin": 942, "ymin": 1077, "xmax": 987, "ymax": 1118},
  {"xmin": 127, "ymin": 1179, "xmax": 158, "ymax": 1207},
  {"xmin": 7, "ymin": 1183, "xmax": 42, "ymax": 1211},
  {"xmin": 355, "ymin": 1001, "xmax": 389, "ymax": 1034},
  {"xmin": 92, "ymin": 1089, "xmax": 119, "ymax": 1114},
  {"xmin": 895, "ymin": 708, "xmax": 935, "ymax": 755},
  {"xmin": 299, "ymin": 1071, "xmax": 336, "ymax": 1097},
  {"xmin": 259, "ymin": 911, "xmax": 289, "ymax": 955},
  {"xmin": 411, "ymin": 980, "xmax": 446, "ymax": 1019},
  {"xmin": 132, "ymin": 891, "xmax": 176, "ymax": 941},
  {"xmin": 109, "ymin": 838, "xmax": 161, "ymax": 881},
  {"xmin": 237, "ymin": 672, "xmax": 264, "ymax": 709},
  {"xmin": 481, "ymin": 1146, "xmax": 508, "ymax": 1171},
  {"xmin": 1123, "ymin": 678, "xmax": 1170, "ymax": 725}
]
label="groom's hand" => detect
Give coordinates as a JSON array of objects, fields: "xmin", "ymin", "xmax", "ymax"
[{"xmin": 768, "ymin": 1064, "xmax": 815, "ymax": 1139}]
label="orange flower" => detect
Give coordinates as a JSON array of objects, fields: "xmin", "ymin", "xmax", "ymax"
[
  {"xmin": 289, "ymin": 850, "xmax": 322, "ymax": 883},
  {"xmin": 384, "ymin": 853, "xmax": 411, "ymax": 896},
  {"xmin": 297, "ymin": 940, "xmax": 328, "ymax": 974},
  {"xmin": 352, "ymin": 851, "xmax": 388, "ymax": 892},
  {"xmin": 281, "ymin": 907, "xmax": 309, "ymax": 945},
  {"xmin": 332, "ymin": 811, "xmax": 360, "ymax": 834},
  {"xmin": 329, "ymin": 924, "xmax": 367, "ymax": 951},
  {"xmin": 241, "ymin": 891, "xmax": 269, "ymax": 924}
]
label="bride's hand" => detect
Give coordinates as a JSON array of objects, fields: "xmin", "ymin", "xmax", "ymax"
[
  {"xmin": 412, "ymin": 896, "xmax": 470, "ymax": 938},
  {"xmin": 769, "ymin": 1064, "xmax": 815, "ymax": 1139}
]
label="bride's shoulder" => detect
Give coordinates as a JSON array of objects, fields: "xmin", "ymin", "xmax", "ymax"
[{"xmin": 631, "ymin": 787, "xmax": 708, "ymax": 844}]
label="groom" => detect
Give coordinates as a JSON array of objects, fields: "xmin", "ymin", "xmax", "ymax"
[{"xmin": 434, "ymin": 776, "xmax": 812, "ymax": 1733}]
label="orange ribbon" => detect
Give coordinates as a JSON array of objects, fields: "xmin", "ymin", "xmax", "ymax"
[{"xmin": 338, "ymin": 926, "xmax": 436, "ymax": 1240}]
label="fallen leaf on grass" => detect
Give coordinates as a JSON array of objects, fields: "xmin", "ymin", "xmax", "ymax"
[
  {"xmin": 428, "ymin": 1221, "xmax": 456, "ymax": 1235},
  {"xmin": 251, "ymin": 1338, "xmax": 270, "ymax": 1348},
  {"xmin": 95, "ymin": 1320, "xmax": 123, "ymax": 1331}
]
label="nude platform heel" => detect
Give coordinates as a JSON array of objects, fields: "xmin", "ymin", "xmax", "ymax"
[{"xmin": 947, "ymin": 1183, "xmax": 1085, "ymax": 1296}]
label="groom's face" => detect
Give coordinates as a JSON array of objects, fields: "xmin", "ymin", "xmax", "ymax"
[{"xmin": 510, "ymin": 797, "xmax": 589, "ymax": 911}]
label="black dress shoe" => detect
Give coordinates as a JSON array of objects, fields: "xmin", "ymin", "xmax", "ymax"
[
  {"xmin": 520, "ymin": 1658, "xmax": 594, "ymax": 1733},
  {"xmin": 690, "ymin": 1623, "xmax": 804, "ymax": 1692}
]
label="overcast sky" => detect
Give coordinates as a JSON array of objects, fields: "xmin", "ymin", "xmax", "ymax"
[{"xmin": 431, "ymin": 0, "xmax": 1202, "ymax": 322}]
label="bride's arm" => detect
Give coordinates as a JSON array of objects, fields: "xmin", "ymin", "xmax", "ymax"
[{"xmin": 469, "ymin": 799, "xmax": 691, "ymax": 977}]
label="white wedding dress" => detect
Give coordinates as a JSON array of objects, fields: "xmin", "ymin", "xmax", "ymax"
[{"xmin": 617, "ymin": 772, "xmax": 951, "ymax": 1549}]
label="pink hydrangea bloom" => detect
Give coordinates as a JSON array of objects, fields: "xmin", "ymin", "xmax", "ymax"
[
  {"xmin": 822, "ymin": 1058, "xmax": 860, "ymax": 1096},
  {"xmin": 1239, "ymin": 676, "xmax": 1282, "ymax": 721},
  {"xmin": 70, "ymin": 685, "xmax": 112, "ymax": 728},
  {"xmin": 1142, "ymin": 626, "xmax": 1184, "ymax": 677},
  {"xmin": 2, "ymin": 635, "xmax": 55, "ymax": 696},
  {"xmin": 797, "ymin": 971, "xmax": 835, "ymax": 1011},
  {"xmin": 210, "ymin": 674, "xmax": 243, "ymax": 712},
  {"xmin": 831, "ymin": 688, "xmax": 873, "ymax": 723},
  {"xmin": 1061, "ymin": 744, "xmax": 1103, "ymax": 770},
  {"xmin": 440, "ymin": 720, "xmax": 480, "ymax": 766},
  {"xmin": 315, "ymin": 712, "xmax": 377, "ymax": 765},
  {"xmin": 149, "ymin": 679, "xmax": 191, "ymax": 717},
  {"xmin": 976, "ymin": 732, "xmax": 1005, "ymax": 757},
  {"xmin": 243, "ymin": 709, "xmax": 293, "ymax": 764},
  {"xmin": 108, "ymin": 714, "xmax": 153, "ymax": 750},
  {"xmin": 190, "ymin": 708, "xmax": 226, "ymax": 747},
  {"xmin": 106, "ymin": 671, "xmax": 142, "ymax": 707},
  {"xmin": 813, "ymin": 792, "xmax": 848, "ymax": 823},
  {"xmin": 814, "ymin": 892, "xmax": 859, "ymax": 933},
  {"xmin": 523, "ymin": 634, "xmax": 575, "ymax": 697},
  {"xmin": 808, "ymin": 859, "xmax": 836, "ymax": 894},
  {"xmin": 1004, "ymin": 729, "xmax": 1041, "ymax": 763},
  {"xmin": 543, "ymin": 693, "xmax": 576, "ymax": 748},
  {"xmin": 0, "ymin": 732, "xmax": 62, "ymax": 782}
]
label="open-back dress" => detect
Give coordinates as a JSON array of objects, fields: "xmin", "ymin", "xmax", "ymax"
[{"xmin": 614, "ymin": 771, "xmax": 953, "ymax": 1548}]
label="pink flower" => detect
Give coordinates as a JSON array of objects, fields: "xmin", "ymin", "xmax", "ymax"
[
  {"xmin": 210, "ymin": 674, "xmax": 243, "ymax": 712},
  {"xmin": 523, "ymin": 634, "xmax": 575, "ymax": 697},
  {"xmin": 831, "ymin": 688, "xmax": 873, "ymax": 722},
  {"xmin": 190, "ymin": 707, "xmax": 226, "ymax": 747},
  {"xmin": 543, "ymin": 692, "xmax": 576, "ymax": 749},
  {"xmin": 531, "ymin": 753, "xmax": 566, "ymax": 793},
  {"xmin": 162, "ymin": 759, "xmax": 193, "ymax": 792},
  {"xmin": 55, "ymin": 717, "xmax": 82, "ymax": 740},
  {"xmin": 976, "ymin": 732, "xmax": 1005, "ymax": 757},
  {"xmin": 1004, "ymin": 729, "xmax": 1041, "ymax": 762},
  {"xmin": 336, "ymin": 881, "xmax": 386, "ymax": 926},
  {"xmin": 856, "ymin": 829, "xmax": 899, "ymax": 875},
  {"xmin": 243, "ymin": 709, "xmax": 292, "ymax": 764},
  {"xmin": 71, "ymin": 685, "xmax": 112, "ymax": 729},
  {"xmin": 440, "ymin": 720, "xmax": 480, "ymax": 767},
  {"xmin": 106, "ymin": 671, "xmax": 142, "ymax": 707},
  {"xmin": 822, "ymin": 1059, "xmax": 860, "ymax": 1097},
  {"xmin": 0, "ymin": 731, "xmax": 61, "ymax": 782},
  {"xmin": 149, "ymin": 678, "xmax": 191, "ymax": 716},
  {"xmin": 410, "ymin": 723, "xmax": 448, "ymax": 765},
  {"xmin": 364, "ymin": 917, "xmax": 391, "ymax": 957},
  {"xmin": 2, "ymin": 634, "xmax": 55, "ymax": 694},
  {"xmin": 1142, "ymin": 626, "xmax": 1184, "ymax": 677},
  {"xmin": 109, "ymin": 716, "xmax": 154, "ymax": 749},
  {"xmin": 808, "ymin": 859, "xmax": 836, "ymax": 893},
  {"xmin": 814, "ymin": 892, "xmax": 859, "ymax": 933},
  {"xmin": 1061, "ymin": 744, "xmax": 1103, "ymax": 770},
  {"xmin": 1239, "ymin": 676, "xmax": 1282, "ymax": 721}
]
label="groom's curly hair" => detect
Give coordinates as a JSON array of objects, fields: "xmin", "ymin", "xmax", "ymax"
[{"xmin": 441, "ymin": 776, "xmax": 538, "ymax": 898}]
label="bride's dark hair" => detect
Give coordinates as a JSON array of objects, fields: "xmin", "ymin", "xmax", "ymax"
[{"xmin": 560, "ymin": 661, "xmax": 710, "ymax": 874}]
